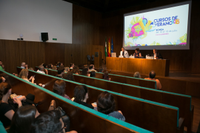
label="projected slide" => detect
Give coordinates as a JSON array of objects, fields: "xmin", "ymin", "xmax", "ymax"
[{"xmin": 124, "ymin": 2, "xmax": 190, "ymax": 50}]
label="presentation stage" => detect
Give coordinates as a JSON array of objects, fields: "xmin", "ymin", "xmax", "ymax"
[{"xmin": 123, "ymin": 2, "xmax": 191, "ymax": 50}]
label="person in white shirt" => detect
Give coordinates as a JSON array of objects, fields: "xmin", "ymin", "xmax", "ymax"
[
  {"xmin": 37, "ymin": 65, "xmax": 45, "ymax": 74},
  {"xmin": 120, "ymin": 47, "xmax": 129, "ymax": 58},
  {"xmin": 21, "ymin": 62, "xmax": 26, "ymax": 69}
]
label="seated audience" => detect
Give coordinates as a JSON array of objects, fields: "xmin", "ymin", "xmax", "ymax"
[
  {"xmin": 90, "ymin": 71, "xmax": 96, "ymax": 77},
  {"xmin": 81, "ymin": 67, "xmax": 90, "ymax": 77},
  {"xmin": 97, "ymin": 91, "xmax": 125, "ymax": 121},
  {"xmin": 19, "ymin": 69, "xmax": 35, "ymax": 83},
  {"xmin": 69, "ymin": 63, "xmax": 74, "ymax": 69},
  {"xmin": 0, "ymin": 60, "xmax": 5, "ymax": 70},
  {"xmin": 31, "ymin": 110, "xmax": 77, "ymax": 133},
  {"xmin": 47, "ymin": 64, "xmax": 53, "ymax": 69},
  {"xmin": 145, "ymin": 71, "xmax": 162, "ymax": 89},
  {"xmin": 0, "ymin": 83, "xmax": 25, "ymax": 128},
  {"xmin": 0, "ymin": 76, "xmax": 6, "ymax": 83},
  {"xmin": 57, "ymin": 69, "xmax": 64, "ymax": 78},
  {"xmin": 103, "ymin": 70, "xmax": 111, "ymax": 80},
  {"xmin": 133, "ymin": 72, "xmax": 141, "ymax": 78},
  {"xmin": 62, "ymin": 72, "xmax": 74, "ymax": 81},
  {"xmin": 89, "ymin": 64, "xmax": 97, "ymax": 72},
  {"xmin": 20, "ymin": 62, "xmax": 26, "ymax": 69},
  {"xmin": 73, "ymin": 85, "xmax": 94, "ymax": 109},
  {"xmin": 72, "ymin": 66, "xmax": 80, "ymax": 75},
  {"xmin": 37, "ymin": 65, "xmax": 45, "ymax": 74},
  {"xmin": 52, "ymin": 65, "xmax": 57, "ymax": 70},
  {"xmin": 53, "ymin": 80, "xmax": 71, "ymax": 100},
  {"xmin": 8, "ymin": 105, "xmax": 40, "ymax": 133},
  {"xmin": 64, "ymin": 67, "xmax": 70, "ymax": 73}
]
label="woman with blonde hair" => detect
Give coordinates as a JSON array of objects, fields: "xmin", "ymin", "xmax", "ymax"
[{"xmin": 19, "ymin": 69, "xmax": 35, "ymax": 83}]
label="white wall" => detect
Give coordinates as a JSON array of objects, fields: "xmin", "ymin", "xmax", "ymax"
[{"xmin": 0, "ymin": 0, "xmax": 72, "ymax": 43}]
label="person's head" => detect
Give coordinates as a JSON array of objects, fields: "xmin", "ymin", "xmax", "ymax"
[
  {"xmin": 53, "ymin": 80, "xmax": 66, "ymax": 96},
  {"xmin": 134, "ymin": 72, "xmax": 141, "ymax": 78},
  {"xmin": 72, "ymin": 66, "xmax": 79, "ymax": 74},
  {"xmin": 43, "ymin": 63, "xmax": 47, "ymax": 68},
  {"xmin": 21, "ymin": 62, "xmax": 26, "ymax": 67},
  {"xmin": 62, "ymin": 72, "xmax": 74, "ymax": 81},
  {"xmin": 0, "ymin": 82, "xmax": 12, "ymax": 100},
  {"xmin": 0, "ymin": 60, "xmax": 2, "ymax": 65},
  {"xmin": 52, "ymin": 66, "xmax": 57, "ymax": 70},
  {"xmin": 97, "ymin": 91, "xmax": 116, "ymax": 114},
  {"xmin": 74, "ymin": 85, "xmax": 88, "ymax": 103},
  {"xmin": 19, "ymin": 69, "xmax": 29, "ymax": 79},
  {"xmin": 89, "ymin": 64, "xmax": 94, "ymax": 70},
  {"xmin": 90, "ymin": 71, "xmax": 96, "ymax": 77},
  {"xmin": 47, "ymin": 64, "xmax": 53, "ymax": 69},
  {"xmin": 149, "ymin": 71, "xmax": 156, "ymax": 79},
  {"xmin": 103, "ymin": 71, "xmax": 109, "ymax": 80},
  {"xmin": 31, "ymin": 110, "xmax": 64, "ymax": 133},
  {"xmin": 38, "ymin": 65, "xmax": 44, "ymax": 71},
  {"xmin": 70, "ymin": 63, "xmax": 74, "ymax": 68},
  {"xmin": 121, "ymin": 47, "xmax": 124, "ymax": 52},
  {"xmin": 135, "ymin": 48, "xmax": 140, "ymax": 53},
  {"xmin": 9, "ymin": 105, "xmax": 39, "ymax": 133},
  {"xmin": 64, "ymin": 67, "xmax": 70, "ymax": 73},
  {"xmin": 0, "ymin": 76, "xmax": 6, "ymax": 83},
  {"xmin": 57, "ymin": 69, "xmax": 64, "ymax": 75},
  {"xmin": 81, "ymin": 67, "xmax": 88, "ymax": 76},
  {"xmin": 153, "ymin": 49, "xmax": 157, "ymax": 54}
]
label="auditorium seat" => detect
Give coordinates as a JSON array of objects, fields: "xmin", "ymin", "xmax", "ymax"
[
  {"xmin": 1, "ymin": 70, "xmax": 152, "ymax": 133},
  {"xmin": 34, "ymin": 66, "xmax": 194, "ymax": 133},
  {"xmin": 16, "ymin": 67, "xmax": 185, "ymax": 133}
]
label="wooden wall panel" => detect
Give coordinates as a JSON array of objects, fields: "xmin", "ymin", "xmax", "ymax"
[{"xmin": 0, "ymin": 40, "xmax": 45, "ymax": 73}]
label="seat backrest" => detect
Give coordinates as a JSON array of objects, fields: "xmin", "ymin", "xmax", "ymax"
[{"xmin": 1, "ymin": 70, "xmax": 152, "ymax": 133}]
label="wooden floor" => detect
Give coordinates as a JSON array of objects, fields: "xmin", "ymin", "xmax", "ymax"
[{"xmin": 191, "ymin": 97, "xmax": 200, "ymax": 133}]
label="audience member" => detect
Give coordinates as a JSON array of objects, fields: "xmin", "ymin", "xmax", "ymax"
[
  {"xmin": 72, "ymin": 66, "xmax": 80, "ymax": 75},
  {"xmin": 81, "ymin": 67, "xmax": 90, "ymax": 77},
  {"xmin": 103, "ymin": 70, "xmax": 111, "ymax": 80},
  {"xmin": 69, "ymin": 63, "xmax": 74, "ymax": 69},
  {"xmin": 29, "ymin": 67, "xmax": 34, "ymax": 71},
  {"xmin": 63, "ymin": 72, "xmax": 74, "ymax": 81},
  {"xmin": 64, "ymin": 67, "xmax": 70, "ymax": 73},
  {"xmin": 31, "ymin": 110, "xmax": 77, "ymax": 133},
  {"xmin": 90, "ymin": 71, "xmax": 96, "ymax": 77},
  {"xmin": 89, "ymin": 64, "xmax": 97, "ymax": 72},
  {"xmin": 52, "ymin": 65, "xmax": 57, "ymax": 70},
  {"xmin": 47, "ymin": 64, "xmax": 53, "ymax": 69},
  {"xmin": 53, "ymin": 80, "xmax": 71, "ymax": 100},
  {"xmin": 19, "ymin": 69, "xmax": 35, "ymax": 83},
  {"xmin": 57, "ymin": 69, "xmax": 64, "ymax": 78},
  {"xmin": 145, "ymin": 71, "xmax": 162, "ymax": 89},
  {"xmin": 37, "ymin": 65, "xmax": 45, "ymax": 74},
  {"xmin": 20, "ymin": 62, "xmax": 26, "ymax": 69},
  {"xmin": 97, "ymin": 91, "xmax": 125, "ymax": 121},
  {"xmin": 0, "ymin": 83, "xmax": 25, "ymax": 128},
  {"xmin": 8, "ymin": 105, "xmax": 40, "ymax": 133},
  {"xmin": 0, "ymin": 76, "xmax": 6, "ymax": 83},
  {"xmin": 133, "ymin": 72, "xmax": 141, "ymax": 78},
  {"xmin": 0, "ymin": 60, "xmax": 5, "ymax": 70},
  {"xmin": 73, "ymin": 85, "xmax": 94, "ymax": 109}
]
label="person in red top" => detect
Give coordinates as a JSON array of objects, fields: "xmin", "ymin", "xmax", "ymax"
[{"xmin": 145, "ymin": 71, "xmax": 162, "ymax": 90}]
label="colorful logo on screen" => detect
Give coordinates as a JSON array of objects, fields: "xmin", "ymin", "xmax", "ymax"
[
  {"xmin": 153, "ymin": 16, "xmax": 180, "ymax": 27},
  {"xmin": 126, "ymin": 17, "xmax": 153, "ymax": 40}
]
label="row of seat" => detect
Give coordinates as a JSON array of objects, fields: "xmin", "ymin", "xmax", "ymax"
[
  {"xmin": 39, "ymin": 67, "xmax": 194, "ymax": 133},
  {"xmin": 1, "ymin": 70, "xmax": 152, "ymax": 133},
  {"xmin": 17, "ymin": 67, "xmax": 184, "ymax": 133}
]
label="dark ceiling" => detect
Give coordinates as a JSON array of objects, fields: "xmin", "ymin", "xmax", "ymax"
[{"xmin": 63, "ymin": 0, "xmax": 157, "ymax": 12}]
